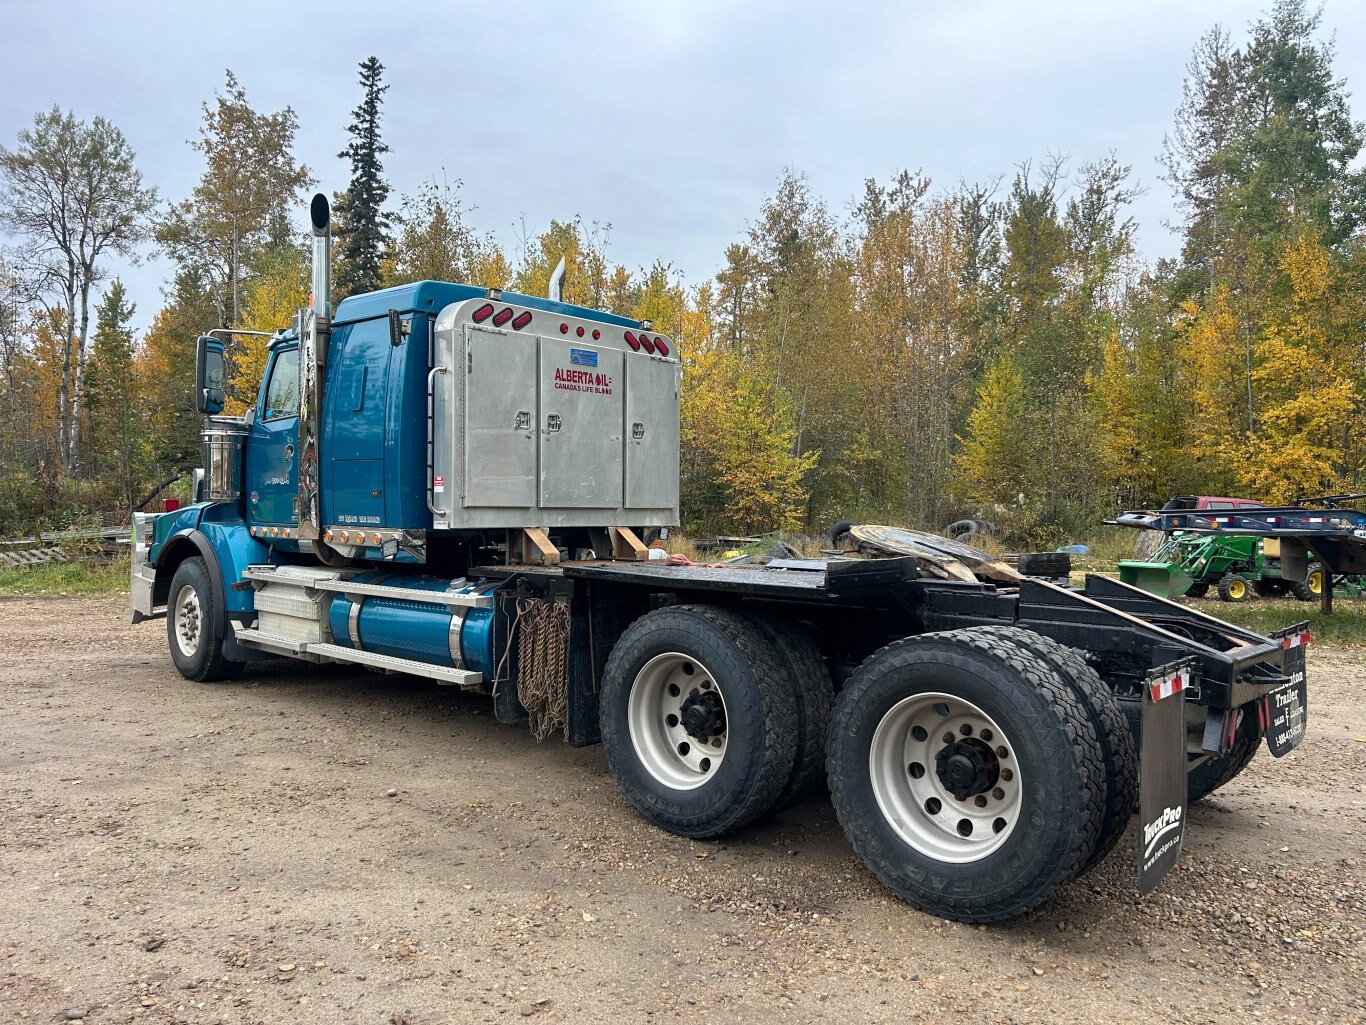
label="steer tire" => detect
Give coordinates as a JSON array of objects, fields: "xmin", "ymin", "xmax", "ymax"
[
  {"xmin": 599, "ymin": 604, "xmax": 799, "ymax": 838},
  {"xmin": 1188, "ymin": 712, "xmax": 1261, "ymax": 803},
  {"xmin": 826, "ymin": 628, "xmax": 1105, "ymax": 923},
  {"xmin": 166, "ymin": 556, "xmax": 243, "ymax": 683},
  {"xmin": 743, "ymin": 613, "xmax": 835, "ymax": 806},
  {"xmin": 975, "ymin": 627, "xmax": 1137, "ymax": 876}
]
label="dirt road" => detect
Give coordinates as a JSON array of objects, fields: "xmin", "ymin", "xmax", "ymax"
[{"xmin": 1, "ymin": 597, "xmax": 1362, "ymax": 1024}]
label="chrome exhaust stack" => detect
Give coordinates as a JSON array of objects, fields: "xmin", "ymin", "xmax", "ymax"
[
  {"xmin": 547, "ymin": 255, "xmax": 566, "ymax": 303},
  {"xmin": 298, "ymin": 193, "xmax": 332, "ymax": 543}
]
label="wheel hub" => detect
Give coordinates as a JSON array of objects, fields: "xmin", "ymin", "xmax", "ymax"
[
  {"xmin": 935, "ymin": 738, "xmax": 999, "ymax": 800},
  {"xmin": 679, "ymin": 691, "xmax": 725, "ymax": 741}
]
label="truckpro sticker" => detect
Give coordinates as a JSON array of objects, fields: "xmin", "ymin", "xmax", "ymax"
[{"xmin": 1138, "ymin": 662, "xmax": 1189, "ymax": 896}]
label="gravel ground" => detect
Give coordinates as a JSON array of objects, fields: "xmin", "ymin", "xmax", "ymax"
[{"xmin": 1, "ymin": 596, "xmax": 1362, "ymax": 1025}]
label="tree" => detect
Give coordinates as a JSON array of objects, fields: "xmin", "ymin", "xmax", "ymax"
[
  {"xmin": 0, "ymin": 106, "xmax": 156, "ymax": 474},
  {"xmin": 84, "ymin": 280, "xmax": 142, "ymax": 508},
  {"xmin": 156, "ymin": 71, "xmax": 313, "ymax": 327},
  {"xmin": 335, "ymin": 57, "xmax": 392, "ymax": 299},
  {"xmin": 138, "ymin": 268, "xmax": 219, "ymax": 475},
  {"xmin": 384, "ymin": 175, "xmax": 500, "ymax": 287},
  {"xmin": 231, "ymin": 243, "xmax": 308, "ymax": 413}
]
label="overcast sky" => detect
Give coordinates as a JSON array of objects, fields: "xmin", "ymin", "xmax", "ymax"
[{"xmin": 4, "ymin": 0, "xmax": 1366, "ymax": 336}]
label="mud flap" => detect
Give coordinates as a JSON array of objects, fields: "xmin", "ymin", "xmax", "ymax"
[
  {"xmin": 1263, "ymin": 626, "xmax": 1309, "ymax": 757},
  {"xmin": 1138, "ymin": 659, "xmax": 1193, "ymax": 896}
]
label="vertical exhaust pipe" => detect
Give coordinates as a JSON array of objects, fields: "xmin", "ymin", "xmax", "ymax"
[
  {"xmin": 298, "ymin": 193, "xmax": 331, "ymax": 543},
  {"xmin": 547, "ymin": 256, "xmax": 566, "ymax": 303},
  {"xmin": 310, "ymin": 193, "xmax": 332, "ymax": 332}
]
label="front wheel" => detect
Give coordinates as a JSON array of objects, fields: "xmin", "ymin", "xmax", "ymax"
[
  {"xmin": 166, "ymin": 556, "xmax": 243, "ymax": 682},
  {"xmin": 1217, "ymin": 572, "xmax": 1251, "ymax": 602},
  {"xmin": 827, "ymin": 628, "xmax": 1104, "ymax": 923},
  {"xmin": 599, "ymin": 605, "xmax": 798, "ymax": 838}
]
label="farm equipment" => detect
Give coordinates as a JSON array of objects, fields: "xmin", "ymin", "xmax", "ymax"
[
  {"xmin": 127, "ymin": 194, "xmax": 1312, "ymax": 923},
  {"xmin": 1119, "ymin": 532, "xmax": 1261, "ymax": 601},
  {"xmin": 1114, "ymin": 497, "xmax": 1366, "ymax": 613}
]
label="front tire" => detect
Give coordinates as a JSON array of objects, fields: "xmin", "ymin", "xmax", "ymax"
[
  {"xmin": 599, "ymin": 605, "xmax": 798, "ymax": 838},
  {"xmin": 827, "ymin": 628, "xmax": 1105, "ymax": 923},
  {"xmin": 1217, "ymin": 572, "xmax": 1251, "ymax": 602},
  {"xmin": 166, "ymin": 556, "xmax": 243, "ymax": 682}
]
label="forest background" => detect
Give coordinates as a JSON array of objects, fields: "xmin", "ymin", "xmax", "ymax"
[{"xmin": 2, "ymin": 1, "xmax": 1364, "ymax": 549}]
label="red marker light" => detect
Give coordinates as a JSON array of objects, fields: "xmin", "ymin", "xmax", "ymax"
[
  {"xmin": 624, "ymin": 331, "xmax": 641, "ymax": 351},
  {"xmin": 592, "ymin": 329, "xmax": 600, "ymax": 340},
  {"xmin": 654, "ymin": 338, "xmax": 670, "ymax": 357},
  {"xmin": 576, "ymin": 326, "xmax": 585, "ymax": 337},
  {"xmin": 560, "ymin": 323, "xmax": 569, "ymax": 334},
  {"xmin": 639, "ymin": 335, "xmax": 656, "ymax": 354},
  {"xmin": 472, "ymin": 303, "xmax": 495, "ymax": 323},
  {"xmin": 511, "ymin": 311, "xmax": 533, "ymax": 330},
  {"xmin": 492, "ymin": 307, "xmax": 514, "ymax": 327}
]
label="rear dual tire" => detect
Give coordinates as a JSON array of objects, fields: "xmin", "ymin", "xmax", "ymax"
[
  {"xmin": 827, "ymin": 628, "xmax": 1106, "ymax": 922},
  {"xmin": 599, "ymin": 605, "xmax": 800, "ymax": 838}
]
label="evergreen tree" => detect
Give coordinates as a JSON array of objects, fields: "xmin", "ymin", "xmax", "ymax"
[
  {"xmin": 335, "ymin": 57, "xmax": 392, "ymax": 299},
  {"xmin": 85, "ymin": 280, "xmax": 142, "ymax": 508}
]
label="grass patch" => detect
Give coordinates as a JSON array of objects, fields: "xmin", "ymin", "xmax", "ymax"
[
  {"xmin": 1187, "ymin": 595, "xmax": 1366, "ymax": 647},
  {"xmin": 0, "ymin": 556, "xmax": 130, "ymax": 597}
]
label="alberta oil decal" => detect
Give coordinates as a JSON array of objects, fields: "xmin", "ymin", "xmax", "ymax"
[{"xmin": 554, "ymin": 348, "xmax": 614, "ymax": 395}]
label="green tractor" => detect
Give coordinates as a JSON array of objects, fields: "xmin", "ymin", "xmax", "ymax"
[{"xmin": 1118, "ymin": 532, "xmax": 1302, "ymax": 602}]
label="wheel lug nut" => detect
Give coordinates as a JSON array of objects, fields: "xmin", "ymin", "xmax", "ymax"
[
  {"xmin": 959, "ymin": 723, "xmax": 972, "ymax": 736},
  {"xmin": 993, "ymin": 787, "xmax": 1005, "ymax": 800},
  {"xmin": 1000, "ymin": 768, "xmax": 1014, "ymax": 782},
  {"xmin": 996, "ymin": 746, "xmax": 1008, "ymax": 759},
  {"xmin": 980, "ymin": 729, "xmax": 993, "ymax": 741},
  {"xmin": 942, "ymin": 732, "xmax": 955, "ymax": 745},
  {"xmin": 974, "ymin": 795, "xmax": 988, "ymax": 808}
]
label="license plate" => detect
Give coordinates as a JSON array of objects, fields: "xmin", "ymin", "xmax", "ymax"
[{"xmin": 1262, "ymin": 644, "xmax": 1307, "ymax": 757}]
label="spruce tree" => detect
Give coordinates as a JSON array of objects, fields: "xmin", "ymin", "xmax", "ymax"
[{"xmin": 335, "ymin": 57, "xmax": 391, "ymax": 299}]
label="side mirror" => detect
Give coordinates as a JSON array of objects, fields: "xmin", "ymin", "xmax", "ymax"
[{"xmin": 194, "ymin": 335, "xmax": 226, "ymax": 415}]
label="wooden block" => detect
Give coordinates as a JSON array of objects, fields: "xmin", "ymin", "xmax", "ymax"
[
  {"xmin": 520, "ymin": 527, "xmax": 561, "ymax": 566},
  {"xmin": 609, "ymin": 526, "xmax": 649, "ymax": 561}
]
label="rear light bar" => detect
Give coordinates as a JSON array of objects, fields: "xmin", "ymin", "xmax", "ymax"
[{"xmin": 492, "ymin": 307, "xmax": 514, "ymax": 327}]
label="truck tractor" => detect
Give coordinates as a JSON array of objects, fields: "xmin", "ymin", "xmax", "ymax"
[{"xmin": 130, "ymin": 195, "xmax": 1310, "ymax": 923}]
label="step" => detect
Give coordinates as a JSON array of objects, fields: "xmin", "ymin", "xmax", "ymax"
[
  {"xmin": 233, "ymin": 627, "xmax": 312, "ymax": 657},
  {"xmin": 306, "ymin": 642, "xmax": 485, "ymax": 688}
]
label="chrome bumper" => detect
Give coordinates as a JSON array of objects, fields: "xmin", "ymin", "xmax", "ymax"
[{"xmin": 128, "ymin": 512, "xmax": 163, "ymax": 623}]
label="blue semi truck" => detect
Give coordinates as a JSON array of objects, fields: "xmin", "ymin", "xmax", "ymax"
[{"xmin": 129, "ymin": 195, "xmax": 1309, "ymax": 922}]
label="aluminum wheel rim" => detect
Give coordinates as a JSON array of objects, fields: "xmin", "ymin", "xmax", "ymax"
[
  {"xmin": 869, "ymin": 691, "xmax": 1022, "ymax": 863},
  {"xmin": 173, "ymin": 583, "xmax": 202, "ymax": 658},
  {"xmin": 628, "ymin": 652, "xmax": 728, "ymax": 790}
]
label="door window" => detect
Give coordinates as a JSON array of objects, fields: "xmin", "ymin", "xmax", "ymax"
[{"xmin": 263, "ymin": 347, "xmax": 300, "ymax": 421}]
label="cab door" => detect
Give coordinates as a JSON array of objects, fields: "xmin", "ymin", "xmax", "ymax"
[{"xmin": 245, "ymin": 346, "xmax": 300, "ymax": 526}]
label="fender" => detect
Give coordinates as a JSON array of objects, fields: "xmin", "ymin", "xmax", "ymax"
[{"xmin": 152, "ymin": 513, "xmax": 269, "ymax": 616}]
